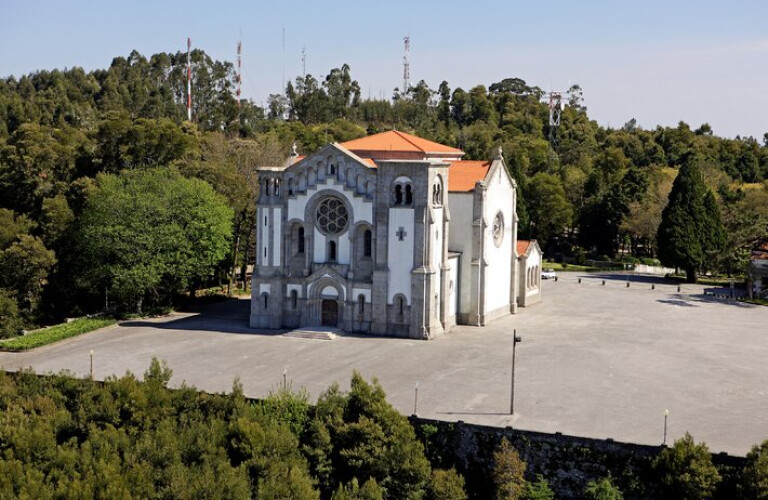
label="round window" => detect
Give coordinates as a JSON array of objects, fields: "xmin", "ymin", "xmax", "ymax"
[
  {"xmin": 316, "ymin": 196, "xmax": 348, "ymax": 235},
  {"xmin": 492, "ymin": 212, "xmax": 504, "ymax": 247}
]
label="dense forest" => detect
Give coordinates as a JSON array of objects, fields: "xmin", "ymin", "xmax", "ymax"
[
  {"xmin": 1, "ymin": 48, "xmax": 767, "ymax": 335},
  {"xmin": 2, "ymin": 364, "xmax": 768, "ymax": 499}
]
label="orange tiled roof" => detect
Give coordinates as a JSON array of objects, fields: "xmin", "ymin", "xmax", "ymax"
[
  {"xmin": 340, "ymin": 130, "xmax": 463, "ymax": 155},
  {"xmin": 517, "ymin": 240, "xmax": 531, "ymax": 256},
  {"xmin": 448, "ymin": 160, "xmax": 491, "ymax": 192},
  {"xmin": 361, "ymin": 158, "xmax": 377, "ymax": 168}
]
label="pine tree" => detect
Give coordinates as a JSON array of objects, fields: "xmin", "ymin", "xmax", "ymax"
[{"xmin": 657, "ymin": 160, "xmax": 725, "ymax": 282}]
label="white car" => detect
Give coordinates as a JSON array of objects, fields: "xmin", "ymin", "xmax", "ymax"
[{"xmin": 541, "ymin": 268, "xmax": 557, "ymax": 280}]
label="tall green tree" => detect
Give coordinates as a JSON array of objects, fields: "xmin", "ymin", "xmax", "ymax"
[
  {"xmin": 526, "ymin": 172, "xmax": 573, "ymax": 250},
  {"xmin": 657, "ymin": 160, "xmax": 726, "ymax": 282},
  {"xmin": 653, "ymin": 433, "xmax": 720, "ymax": 500},
  {"xmin": 739, "ymin": 440, "xmax": 768, "ymax": 499},
  {"xmin": 75, "ymin": 168, "xmax": 232, "ymax": 312}
]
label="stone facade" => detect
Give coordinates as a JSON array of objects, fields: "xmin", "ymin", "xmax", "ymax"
[{"xmin": 250, "ymin": 131, "xmax": 538, "ymax": 338}]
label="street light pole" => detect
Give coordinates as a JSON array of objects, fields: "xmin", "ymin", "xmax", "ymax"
[
  {"xmin": 510, "ymin": 329, "xmax": 522, "ymax": 415},
  {"xmin": 90, "ymin": 350, "xmax": 94, "ymax": 379},
  {"xmin": 414, "ymin": 382, "xmax": 419, "ymax": 415},
  {"xmin": 663, "ymin": 409, "xmax": 670, "ymax": 445}
]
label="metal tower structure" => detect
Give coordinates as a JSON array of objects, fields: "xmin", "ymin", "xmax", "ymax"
[
  {"xmin": 186, "ymin": 38, "xmax": 192, "ymax": 121},
  {"xmin": 547, "ymin": 91, "xmax": 563, "ymax": 149},
  {"xmin": 301, "ymin": 45, "xmax": 306, "ymax": 77},
  {"xmin": 402, "ymin": 35, "xmax": 410, "ymax": 94},
  {"xmin": 236, "ymin": 39, "xmax": 242, "ymax": 110}
]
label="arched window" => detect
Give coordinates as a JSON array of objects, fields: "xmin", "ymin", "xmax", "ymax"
[
  {"xmin": 405, "ymin": 184, "xmax": 413, "ymax": 205},
  {"xmin": 265, "ymin": 179, "xmax": 271, "ymax": 196},
  {"xmin": 328, "ymin": 241, "xmax": 337, "ymax": 261},
  {"xmin": 395, "ymin": 295, "xmax": 406, "ymax": 318},
  {"xmin": 394, "ymin": 184, "xmax": 403, "ymax": 204},
  {"xmin": 358, "ymin": 294, "xmax": 365, "ymax": 316},
  {"xmin": 432, "ymin": 182, "xmax": 442, "ymax": 205},
  {"xmin": 291, "ymin": 290, "xmax": 298, "ymax": 309},
  {"xmin": 364, "ymin": 230, "xmax": 372, "ymax": 257},
  {"xmin": 274, "ymin": 179, "xmax": 280, "ymax": 196},
  {"xmin": 263, "ymin": 293, "xmax": 269, "ymax": 310},
  {"xmin": 287, "ymin": 178, "xmax": 294, "ymax": 196},
  {"xmin": 298, "ymin": 227, "xmax": 305, "ymax": 253},
  {"xmin": 330, "ymin": 164, "xmax": 336, "ymax": 175}
]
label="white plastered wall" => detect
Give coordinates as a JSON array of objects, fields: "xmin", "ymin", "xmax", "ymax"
[
  {"xmin": 483, "ymin": 166, "xmax": 514, "ymax": 315},
  {"xmin": 387, "ymin": 208, "xmax": 414, "ymax": 304}
]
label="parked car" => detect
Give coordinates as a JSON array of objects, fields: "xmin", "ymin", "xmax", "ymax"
[{"xmin": 541, "ymin": 268, "xmax": 557, "ymax": 280}]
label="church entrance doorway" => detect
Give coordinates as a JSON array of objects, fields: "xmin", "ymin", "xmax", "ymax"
[{"xmin": 321, "ymin": 300, "xmax": 338, "ymax": 327}]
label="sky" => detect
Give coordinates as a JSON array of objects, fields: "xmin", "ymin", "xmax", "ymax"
[{"xmin": 2, "ymin": 0, "xmax": 766, "ymax": 139}]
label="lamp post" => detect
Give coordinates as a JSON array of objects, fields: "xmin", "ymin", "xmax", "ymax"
[
  {"xmin": 510, "ymin": 329, "xmax": 522, "ymax": 415},
  {"xmin": 414, "ymin": 382, "xmax": 419, "ymax": 416},
  {"xmin": 90, "ymin": 350, "xmax": 94, "ymax": 379},
  {"xmin": 663, "ymin": 409, "xmax": 670, "ymax": 445}
]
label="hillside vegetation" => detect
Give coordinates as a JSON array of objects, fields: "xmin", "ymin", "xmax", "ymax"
[{"xmin": 1, "ymin": 48, "xmax": 767, "ymax": 335}]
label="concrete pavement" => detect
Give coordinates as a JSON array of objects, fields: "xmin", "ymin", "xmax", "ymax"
[{"xmin": 1, "ymin": 273, "xmax": 766, "ymax": 455}]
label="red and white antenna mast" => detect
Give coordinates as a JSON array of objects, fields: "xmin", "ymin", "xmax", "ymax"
[
  {"xmin": 186, "ymin": 37, "xmax": 192, "ymax": 121},
  {"xmin": 236, "ymin": 39, "xmax": 242, "ymax": 110}
]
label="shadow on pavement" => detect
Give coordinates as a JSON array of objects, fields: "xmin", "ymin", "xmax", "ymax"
[
  {"xmin": 436, "ymin": 411, "xmax": 511, "ymax": 417},
  {"xmin": 119, "ymin": 298, "xmax": 285, "ymax": 336},
  {"xmin": 656, "ymin": 299, "xmax": 700, "ymax": 307}
]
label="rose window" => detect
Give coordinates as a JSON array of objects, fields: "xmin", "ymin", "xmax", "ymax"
[{"xmin": 316, "ymin": 197, "xmax": 348, "ymax": 235}]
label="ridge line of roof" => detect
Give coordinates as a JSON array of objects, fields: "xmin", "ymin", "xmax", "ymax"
[{"xmin": 393, "ymin": 130, "xmax": 427, "ymax": 152}]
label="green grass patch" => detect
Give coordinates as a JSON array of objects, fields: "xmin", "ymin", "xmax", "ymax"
[
  {"xmin": 741, "ymin": 297, "xmax": 768, "ymax": 306},
  {"xmin": 543, "ymin": 261, "xmax": 610, "ymax": 272},
  {"xmin": 0, "ymin": 317, "xmax": 116, "ymax": 352}
]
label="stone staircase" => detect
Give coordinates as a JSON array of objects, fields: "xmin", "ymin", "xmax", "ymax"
[{"xmin": 283, "ymin": 327, "xmax": 340, "ymax": 340}]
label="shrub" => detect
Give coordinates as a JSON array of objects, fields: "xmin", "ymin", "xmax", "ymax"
[
  {"xmin": 584, "ymin": 476, "xmax": 624, "ymax": 500},
  {"xmin": 523, "ymin": 475, "xmax": 554, "ymax": 499}
]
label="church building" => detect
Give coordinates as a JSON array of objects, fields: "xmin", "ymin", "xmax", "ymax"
[{"xmin": 250, "ymin": 130, "xmax": 541, "ymax": 339}]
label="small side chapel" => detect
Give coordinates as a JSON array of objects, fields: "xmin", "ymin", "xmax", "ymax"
[{"xmin": 250, "ymin": 130, "xmax": 541, "ymax": 339}]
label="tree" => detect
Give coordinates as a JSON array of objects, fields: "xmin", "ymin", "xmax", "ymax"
[
  {"xmin": 75, "ymin": 168, "xmax": 232, "ymax": 312},
  {"xmin": 331, "ymin": 478, "xmax": 384, "ymax": 500},
  {"xmin": 492, "ymin": 438, "xmax": 527, "ymax": 500},
  {"xmin": 584, "ymin": 476, "xmax": 624, "ymax": 500},
  {"xmin": 739, "ymin": 440, "xmax": 768, "ymax": 499},
  {"xmin": 0, "ymin": 289, "xmax": 23, "ymax": 338},
  {"xmin": 308, "ymin": 372, "xmax": 432, "ymax": 499},
  {"xmin": 0, "ymin": 235, "xmax": 56, "ymax": 311},
  {"xmin": 653, "ymin": 433, "xmax": 720, "ymax": 500},
  {"xmin": 526, "ymin": 172, "xmax": 573, "ymax": 250},
  {"xmin": 657, "ymin": 160, "xmax": 725, "ymax": 282}
]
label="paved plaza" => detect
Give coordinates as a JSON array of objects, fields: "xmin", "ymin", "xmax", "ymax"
[{"xmin": 2, "ymin": 273, "xmax": 767, "ymax": 455}]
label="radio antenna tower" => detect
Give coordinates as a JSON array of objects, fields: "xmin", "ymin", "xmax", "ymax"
[
  {"xmin": 547, "ymin": 91, "xmax": 563, "ymax": 148},
  {"xmin": 301, "ymin": 45, "xmax": 306, "ymax": 77},
  {"xmin": 186, "ymin": 37, "xmax": 192, "ymax": 121},
  {"xmin": 402, "ymin": 35, "xmax": 410, "ymax": 94},
  {"xmin": 236, "ymin": 38, "xmax": 242, "ymax": 111}
]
